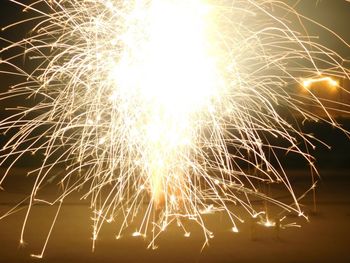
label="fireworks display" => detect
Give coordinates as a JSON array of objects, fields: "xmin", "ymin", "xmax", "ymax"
[{"xmin": 0, "ymin": 0, "xmax": 349, "ymax": 258}]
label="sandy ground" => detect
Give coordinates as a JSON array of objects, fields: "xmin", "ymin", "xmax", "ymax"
[{"xmin": 0, "ymin": 170, "xmax": 349, "ymax": 263}]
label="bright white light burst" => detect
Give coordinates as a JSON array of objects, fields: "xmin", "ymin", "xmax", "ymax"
[{"xmin": 0, "ymin": 0, "xmax": 350, "ymax": 258}]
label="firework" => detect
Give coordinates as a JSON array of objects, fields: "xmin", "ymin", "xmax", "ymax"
[{"xmin": 0, "ymin": 0, "xmax": 349, "ymax": 258}]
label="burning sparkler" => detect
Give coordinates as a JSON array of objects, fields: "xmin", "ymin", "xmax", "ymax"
[{"xmin": 0, "ymin": 0, "xmax": 349, "ymax": 258}]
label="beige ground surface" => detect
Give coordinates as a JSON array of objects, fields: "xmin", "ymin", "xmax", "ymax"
[{"xmin": 0, "ymin": 169, "xmax": 349, "ymax": 263}]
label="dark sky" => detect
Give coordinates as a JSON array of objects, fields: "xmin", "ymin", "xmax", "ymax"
[{"xmin": 293, "ymin": 0, "xmax": 350, "ymax": 59}]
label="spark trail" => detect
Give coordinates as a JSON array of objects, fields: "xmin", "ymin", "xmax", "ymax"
[{"xmin": 0, "ymin": 0, "xmax": 350, "ymax": 258}]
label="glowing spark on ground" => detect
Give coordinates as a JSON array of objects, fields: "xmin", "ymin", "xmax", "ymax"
[{"xmin": 0, "ymin": 0, "xmax": 350, "ymax": 258}]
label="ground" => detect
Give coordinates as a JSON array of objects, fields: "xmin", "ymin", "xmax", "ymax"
[{"xmin": 0, "ymin": 169, "xmax": 349, "ymax": 263}]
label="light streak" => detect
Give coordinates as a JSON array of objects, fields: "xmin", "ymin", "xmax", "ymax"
[
  {"xmin": 0, "ymin": 0, "xmax": 349, "ymax": 257},
  {"xmin": 303, "ymin": 77, "xmax": 339, "ymax": 89}
]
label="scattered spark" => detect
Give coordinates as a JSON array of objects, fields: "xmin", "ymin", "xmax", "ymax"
[
  {"xmin": 262, "ymin": 220, "xmax": 276, "ymax": 228},
  {"xmin": 0, "ymin": 0, "xmax": 349, "ymax": 258},
  {"xmin": 184, "ymin": 232, "xmax": 191, "ymax": 238},
  {"xmin": 232, "ymin": 227, "xmax": 239, "ymax": 233},
  {"xmin": 132, "ymin": 232, "xmax": 142, "ymax": 238}
]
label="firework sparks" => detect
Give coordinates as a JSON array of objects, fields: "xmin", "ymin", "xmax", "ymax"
[{"xmin": 0, "ymin": 0, "xmax": 350, "ymax": 258}]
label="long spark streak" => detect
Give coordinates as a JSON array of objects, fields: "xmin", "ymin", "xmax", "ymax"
[{"xmin": 0, "ymin": 0, "xmax": 349, "ymax": 257}]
